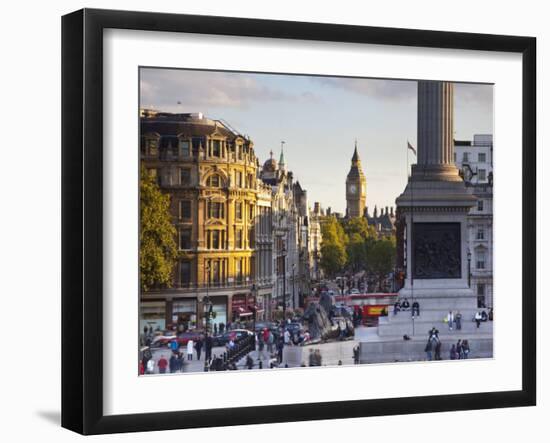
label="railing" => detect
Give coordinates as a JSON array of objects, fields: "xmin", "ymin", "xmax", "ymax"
[{"xmin": 206, "ymin": 334, "xmax": 255, "ymax": 371}]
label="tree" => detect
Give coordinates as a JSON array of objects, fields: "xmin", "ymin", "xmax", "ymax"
[
  {"xmin": 366, "ymin": 236, "xmax": 396, "ymax": 292},
  {"xmin": 319, "ymin": 216, "xmax": 347, "ymax": 277},
  {"xmin": 140, "ymin": 166, "xmax": 178, "ymax": 291},
  {"xmin": 342, "ymin": 217, "xmax": 376, "ymax": 271}
]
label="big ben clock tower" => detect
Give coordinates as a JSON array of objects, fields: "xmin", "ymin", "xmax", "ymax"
[{"xmin": 346, "ymin": 142, "xmax": 367, "ymax": 218}]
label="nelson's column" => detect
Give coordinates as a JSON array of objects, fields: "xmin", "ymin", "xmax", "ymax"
[{"xmin": 358, "ymin": 81, "xmax": 493, "ymax": 363}]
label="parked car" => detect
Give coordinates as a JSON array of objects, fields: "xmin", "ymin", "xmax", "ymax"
[
  {"xmin": 151, "ymin": 330, "xmax": 203, "ymax": 348},
  {"xmin": 211, "ymin": 329, "xmax": 254, "ymax": 347}
]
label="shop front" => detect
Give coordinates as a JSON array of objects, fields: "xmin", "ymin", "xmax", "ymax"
[
  {"xmin": 172, "ymin": 298, "xmax": 197, "ymax": 331},
  {"xmin": 140, "ymin": 300, "xmax": 166, "ymax": 333},
  {"xmin": 206, "ymin": 295, "xmax": 228, "ymax": 333}
]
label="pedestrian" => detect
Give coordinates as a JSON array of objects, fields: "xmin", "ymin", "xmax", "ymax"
[
  {"xmin": 412, "ymin": 300, "xmax": 420, "ymax": 317},
  {"xmin": 187, "ymin": 339, "xmax": 194, "ymax": 361},
  {"xmin": 170, "ymin": 338, "xmax": 179, "ymax": 354},
  {"xmin": 284, "ymin": 328, "xmax": 291, "ymax": 346},
  {"xmin": 393, "ymin": 301, "xmax": 401, "ymax": 315},
  {"xmin": 462, "ymin": 340, "xmax": 470, "ymax": 359},
  {"xmin": 169, "ymin": 353, "xmax": 178, "ymax": 373},
  {"xmin": 447, "ymin": 311, "xmax": 454, "ymax": 331},
  {"xmin": 277, "ymin": 336, "xmax": 284, "ymax": 364},
  {"xmin": 205, "ymin": 335, "xmax": 213, "ymax": 362},
  {"xmin": 434, "ymin": 340, "xmax": 442, "ymax": 360},
  {"xmin": 401, "ymin": 298, "xmax": 410, "ymax": 311},
  {"xmin": 157, "ymin": 355, "xmax": 168, "ymax": 374},
  {"xmin": 195, "ymin": 337, "xmax": 203, "ymax": 360},
  {"xmin": 353, "ymin": 345, "xmax": 360, "ymax": 364},
  {"xmin": 455, "ymin": 311, "xmax": 462, "ymax": 330},
  {"xmin": 139, "ymin": 360, "xmax": 144, "ymax": 375},
  {"xmin": 257, "ymin": 331, "xmax": 265, "ymax": 358},
  {"xmin": 267, "ymin": 330, "xmax": 274, "ymax": 354},
  {"xmin": 475, "ymin": 311, "xmax": 482, "ymax": 328},
  {"xmin": 146, "ymin": 357, "xmax": 155, "ymax": 374},
  {"xmin": 450, "ymin": 344, "xmax": 457, "ymax": 360},
  {"xmin": 456, "ymin": 340, "xmax": 463, "ymax": 359},
  {"xmin": 176, "ymin": 352, "xmax": 184, "ymax": 371},
  {"xmin": 213, "ymin": 323, "xmax": 218, "ymax": 336},
  {"xmin": 219, "ymin": 322, "xmax": 225, "ymax": 334},
  {"xmin": 424, "ymin": 339, "xmax": 433, "ymax": 361}
]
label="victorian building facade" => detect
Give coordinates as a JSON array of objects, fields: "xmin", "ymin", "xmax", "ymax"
[{"xmin": 139, "ymin": 111, "xmax": 273, "ymax": 332}]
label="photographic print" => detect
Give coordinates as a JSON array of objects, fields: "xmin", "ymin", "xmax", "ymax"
[{"xmin": 138, "ymin": 68, "xmax": 494, "ymax": 375}]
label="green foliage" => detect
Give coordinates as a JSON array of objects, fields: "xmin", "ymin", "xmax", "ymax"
[
  {"xmin": 366, "ymin": 236, "xmax": 396, "ymax": 289},
  {"xmin": 319, "ymin": 216, "xmax": 348, "ymax": 277},
  {"xmin": 140, "ymin": 166, "xmax": 178, "ymax": 291}
]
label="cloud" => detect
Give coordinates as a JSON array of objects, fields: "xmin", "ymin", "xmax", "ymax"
[
  {"xmin": 454, "ymin": 82, "xmax": 493, "ymax": 110},
  {"xmin": 313, "ymin": 77, "xmax": 416, "ymax": 101},
  {"xmin": 140, "ymin": 68, "xmax": 318, "ymax": 112}
]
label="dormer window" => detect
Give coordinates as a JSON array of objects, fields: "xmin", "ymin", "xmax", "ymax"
[{"xmin": 212, "ymin": 140, "xmax": 221, "ymax": 157}]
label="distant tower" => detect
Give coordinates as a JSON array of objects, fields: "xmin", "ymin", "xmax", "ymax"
[{"xmin": 346, "ymin": 141, "xmax": 367, "ymax": 218}]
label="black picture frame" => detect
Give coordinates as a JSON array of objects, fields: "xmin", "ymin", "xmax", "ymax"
[{"xmin": 62, "ymin": 8, "xmax": 536, "ymax": 435}]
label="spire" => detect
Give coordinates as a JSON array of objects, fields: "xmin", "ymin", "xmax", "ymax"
[
  {"xmin": 279, "ymin": 141, "xmax": 286, "ymax": 170},
  {"xmin": 352, "ymin": 140, "xmax": 359, "ymax": 163}
]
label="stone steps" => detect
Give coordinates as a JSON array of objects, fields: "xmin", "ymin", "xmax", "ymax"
[
  {"xmin": 359, "ymin": 337, "xmax": 493, "ymax": 363},
  {"xmin": 377, "ymin": 319, "xmax": 492, "ymax": 336}
]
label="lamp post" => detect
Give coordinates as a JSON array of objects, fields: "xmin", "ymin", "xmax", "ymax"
[
  {"xmin": 292, "ymin": 263, "xmax": 296, "ymax": 310},
  {"xmin": 204, "ymin": 263, "xmax": 211, "ymax": 334},
  {"xmin": 251, "ymin": 283, "xmax": 257, "ymax": 332},
  {"xmin": 282, "ymin": 242, "xmax": 287, "ymax": 320},
  {"xmin": 467, "ymin": 250, "xmax": 472, "ymax": 288}
]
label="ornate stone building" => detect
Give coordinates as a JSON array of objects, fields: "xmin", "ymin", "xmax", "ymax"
[
  {"xmin": 454, "ymin": 134, "xmax": 494, "ymax": 308},
  {"xmin": 139, "ymin": 111, "xmax": 273, "ymax": 332},
  {"xmin": 346, "ymin": 142, "xmax": 367, "ymax": 218}
]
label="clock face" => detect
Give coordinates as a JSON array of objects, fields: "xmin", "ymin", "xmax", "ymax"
[{"xmin": 349, "ymin": 184, "xmax": 357, "ymax": 194}]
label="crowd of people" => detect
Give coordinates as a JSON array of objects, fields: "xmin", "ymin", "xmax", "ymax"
[{"xmin": 423, "ymin": 326, "xmax": 472, "ymax": 361}]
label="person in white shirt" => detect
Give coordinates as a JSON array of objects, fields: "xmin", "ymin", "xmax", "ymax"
[
  {"xmin": 447, "ymin": 311, "xmax": 454, "ymax": 331},
  {"xmin": 186, "ymin": 339, "xmax": 194, "ymax": 360}
]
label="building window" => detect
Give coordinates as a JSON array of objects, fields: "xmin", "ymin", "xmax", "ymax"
[
  {"xmin": 235, "ymin": 171, "xmax": 242, "ymax": 188},
  {"xmin": 210, "ymin": 230, "xmax": 221, "ymax": 249},
  {"xmin": 478, "ymin": 169, "xmax": 487, "ymax": 181},
  {"xmin": 179, "ymin": 140, "xmax": 191, "ymax": 157},
  {"xmin": 477, "ymin": 283, "xmax": 485, "ymax": 296},
  {"xmin": 235, "ymin": 258, "xmax": 243, "ymax": 283},
  {"xmin": 478, "ymin": 152, "xmax": 486, "ymax": 162},
  {"xmin": 192, "ymin": 137, "xmax": 203, "ymax": 151},
  {"xmin": 462, "ymin": 152, "xmax": 469, "ymax": 162},
  {"xmin": 477, "ymin": 200, "xmax": 484, "ymax": 211},
  {"xmin": 180, "ymin": 168, "xmax": 191, "ymax": 185},
  {"xmin": 235, "ymin": 202, "xmax": 242, "ymax": 220},
  {"xmin": 249, "ymin": 204, "xmax": 254, "ymax": 221},
  {"xmin": 180, "ymin": 261, "xmax": 191, "ymax": 287},
  {"xmin": 477, "ymin": 227, "xmax": 485, "ymax": 240},
  {"xmin": 248, "ymin": 227, "xmax": 255, "ymax": 248},
  {"xmin": 208, "ymin": 201, "xmax": 224, "ymax": 219},
  {"xmin": 235, "ymin": 229, "xmax": 242, "ymax": 249},
  {"xmin": 212, "ymin": 140, "xmax": 221, "ymax": 157},
  {"xmin": 180, "ymin": 200, "xmax": 191, "ymax": 219},
  {"xmin": 179, "ymin": 229, "xmax": 192, "ymax": 250},
  {"xmin": 207, "ymin": 174, "xmax": 221, "ymax": 188},
  {"xmin": 476, "ymin": 251, "xmax": 486, "ymax": 270}
]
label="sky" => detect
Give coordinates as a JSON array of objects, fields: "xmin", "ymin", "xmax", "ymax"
[{"xmin": 140, "ymin": 68, "xmax": 493, "ymax": 214}]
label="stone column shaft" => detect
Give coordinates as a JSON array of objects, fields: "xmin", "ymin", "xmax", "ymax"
[{"xmin": 417, "ymin": 82, "xmax": 454, "ymax": 166}]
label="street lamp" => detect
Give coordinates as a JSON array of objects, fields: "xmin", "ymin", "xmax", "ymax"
[
  {"xmin": 467, "ymin": 249, "xmax": 472, "ymax": 288},
  {"xmin": 292, "ymin": 263, "xmax": 296, "ymax": 310},
  {"xmin": 204, "ymin": 263, "xmax": 211, "ymax": 334},
  {"xmin": 281, "ymin": 241, "xmax": 287, "ymax": 320}
]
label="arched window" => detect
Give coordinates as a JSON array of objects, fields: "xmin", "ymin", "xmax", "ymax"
[{"xmin": 207, "ymin": 174, "xmax": 222, "ymax": 188}]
